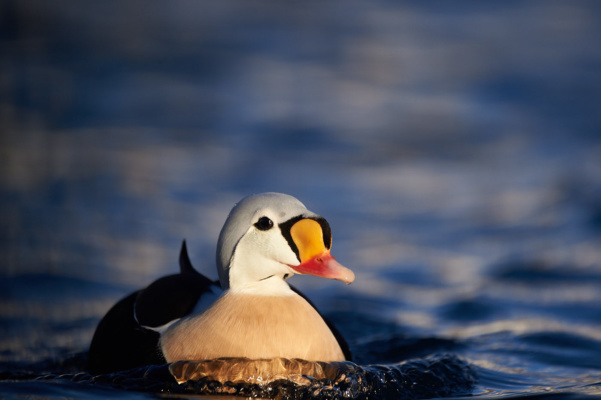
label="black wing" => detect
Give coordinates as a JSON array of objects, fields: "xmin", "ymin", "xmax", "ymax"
[
  {"xmin": 87, "ymin": 241, "xmax": 218, "ymax": 374},
  {"xmin": 134, "ymin": 241, "xmax": 216, "ymax": 328}
]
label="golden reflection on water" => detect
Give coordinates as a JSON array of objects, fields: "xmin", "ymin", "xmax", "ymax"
[{"xmin": 169, "ymin": 357, "xmax": 355, "ymax": 385}]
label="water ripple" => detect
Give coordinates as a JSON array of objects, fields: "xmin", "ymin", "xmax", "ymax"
[{"xmin": 2, "ymin": 355, "xmax": 476, "ymax": 400}]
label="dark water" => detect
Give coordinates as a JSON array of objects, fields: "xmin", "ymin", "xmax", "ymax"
[{"xmin": 2, "ymin": 1, "xmax": 601, "ymax": 399}]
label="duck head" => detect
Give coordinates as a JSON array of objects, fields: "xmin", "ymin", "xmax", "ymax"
[{"xmin": 216, "ymin": 193, "xmax": 355, "ymax": 293}]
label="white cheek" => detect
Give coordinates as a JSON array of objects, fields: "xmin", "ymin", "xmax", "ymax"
[
  {"xmin": 228, "ymin": 228, "xmax": 300, "ymax": 288},
  {"xmin": 264, "ymin": 230, "xmax": 300, "ymax": 266}
]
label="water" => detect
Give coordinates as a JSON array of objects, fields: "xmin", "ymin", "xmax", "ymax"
[{"xmin": 2, "ymin": 0, "xmax": 601, "ymax": 399}]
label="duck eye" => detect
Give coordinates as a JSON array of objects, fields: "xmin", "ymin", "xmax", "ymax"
[{"xmin": 255, "ymin": 216, "xmax": 274, "ymax": 231}]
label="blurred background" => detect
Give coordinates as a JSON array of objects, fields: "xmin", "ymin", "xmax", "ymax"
[{"xmin": 1, "ymin": 0, "xmax": 601, "ymax": 389}]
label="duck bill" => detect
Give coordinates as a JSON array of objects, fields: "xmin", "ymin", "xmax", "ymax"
[
  {"xmin": 288, "ymin": 218, "xmax": 355, "ymax": 284},
  {"xmin": 291, "ymin": 251, "xmax": 355, "ymax": 284}
]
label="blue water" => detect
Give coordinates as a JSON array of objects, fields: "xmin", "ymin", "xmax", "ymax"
[{"xmin": 2, "ymin": 0, "xmax": 601, "ymax": 398}]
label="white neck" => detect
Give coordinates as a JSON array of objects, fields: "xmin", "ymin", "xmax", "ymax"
[{"xmin": 230, "ymin": 275, "xmax": 296, "ymax": 296}]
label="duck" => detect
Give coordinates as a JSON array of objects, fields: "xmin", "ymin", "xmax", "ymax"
[{"xmin": 87, "ymin": 193, "xmax": 355, "ymax": 375}]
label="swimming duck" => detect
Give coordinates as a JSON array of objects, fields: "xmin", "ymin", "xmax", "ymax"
[{"xmin": 88, "ymin": 193, "xmax": 354, "ymax": 374}]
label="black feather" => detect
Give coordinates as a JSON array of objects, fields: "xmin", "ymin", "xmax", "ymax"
[
  {"xmin": 179, "ymin": 240, "xmax": 196, "ymax": 275},
  {"xmin": 87, "ymin": 291, "xmax": 165, "ymax": 374},
  {"xmin": 88, "ymin": 242, "xmax": 218, "ymax": 374}
]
